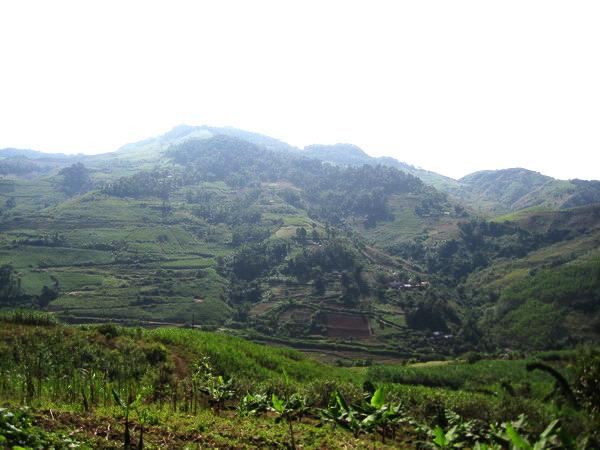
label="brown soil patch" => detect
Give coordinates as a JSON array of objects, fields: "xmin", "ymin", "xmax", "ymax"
[
  {"xmin": 324, "ymin": 313, "xmax": 372, "ymax": 339},
  {"xmin": 249, "ymin": 302, "xmax": 278, "ymax": 316}
]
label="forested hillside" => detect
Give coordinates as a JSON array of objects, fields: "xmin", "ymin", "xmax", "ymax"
[
  {"xmin": 0, "ymin": 125, "xmax": 599, "ymax": 361},
  {"xmin": 299, "ymin": 143, "xmax": 600, "ymax": 214},
  {"xmin": 455, "ymin": 169, "xmax": 600, "ymax": 214}
]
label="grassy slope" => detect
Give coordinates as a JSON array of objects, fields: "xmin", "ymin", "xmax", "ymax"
[
  {"xmin": 0, "ymin": 319, "xmax": 392, "ymax": 449},
  {"xmin": 355, "ymin": 192, "xmax": 464, "ymax": 248},
  {"xmin": 0, "ymin": 170, "xmax": 434, "ymax": 358},
  {"xmin": 454, "ymin": 168, "xmax": 600, "ymax": 214},
  {"xmin": 467, "ymin": 204, "xmax": 600, "ymax": 291},
  {"xmin": 0, "ymin": 180, "xmax": 235, "ymax": 323}
]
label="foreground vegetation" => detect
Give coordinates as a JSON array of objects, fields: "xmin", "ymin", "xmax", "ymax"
[{"xmin": 0, "ymin": 313, "xmax": 598, "ymax": 448}]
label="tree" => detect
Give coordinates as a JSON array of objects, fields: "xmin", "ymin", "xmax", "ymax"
[
  {"xmin": 38, "ymin": 285, "xmax": 58, "ymax": 308},
  {"xmin": 313, "ymin": 271, "xmax": 326, "ymax": 295},
  {"xmin": 59, "ymin": 163, "xmax": 91, "ymax": 196},
  {"xmin": 0, "ymin": 265, "xmax": 22, "ymax": 305},
  {"xmin": 340, "ymin": 271, "xmax": 360, "ymax": 305},
  {"xmin": 271, "ymin": 393, "xmax": 308, "ymax": 449},
  {"xmin": 311, "ymin": 228, "xmax": 320, "ymax": 243},
  {"xmin": 295, "ymin": 227, "xmax": 307, "ymax": 244}
]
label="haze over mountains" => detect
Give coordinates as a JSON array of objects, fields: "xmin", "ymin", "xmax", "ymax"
[{"xmin": 4, "ymin": 124, "xmax": 598, "ymax": 215}]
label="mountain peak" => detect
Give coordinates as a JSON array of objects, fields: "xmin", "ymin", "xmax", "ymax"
[
  {"xmin": 304, "ymin": 143, "xmax": 369, "ymax": 158},
  {"xmin": 460, "ymin": 167, "xmax": 546, "ymax": 180},
  {"xmin": 302, "ymin": 144, "xmax": 371, "ymax": 166}
]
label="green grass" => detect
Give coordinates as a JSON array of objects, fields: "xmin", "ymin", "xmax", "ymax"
[
  {"xmin": 0, "ymin": 246, "xmax": 115, "ymax": 268},
  {"xmin": 367, "ymin": 359, "xmax": 559, "ymax": 396},
  {"xmin": 485, "ymin": 258, "xmax": 600, "ymax": 349},
  {"xmin": 357, "ymin": 193, "xmax": 461, "ymax": 247},
  {"xmin": 0, "ymin": 183, "xmax": 237, "ymax": 323},
  {"xmin": 491, "ymin": 205, "xmax": 555, "ymax": 223},
  {"xmin": 149, "ymin": 327, "xmax": 354, "ymax": 386},
  {"xmin": 0, "ymin": 178, "xmax": 65, "ymax": 213}
]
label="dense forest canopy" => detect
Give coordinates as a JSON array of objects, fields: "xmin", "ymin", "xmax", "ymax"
[{"xmin": 104, "ymin": 135, "xmax": 425, "ymax": 225}]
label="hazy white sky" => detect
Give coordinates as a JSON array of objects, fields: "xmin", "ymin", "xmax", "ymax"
[{"xmin": 1, "ymin": 1, "xmax": 599, "ymax": 180}]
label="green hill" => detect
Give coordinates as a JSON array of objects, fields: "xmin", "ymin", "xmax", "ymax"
[
  {"xmin": 1, "ymin": 126, "xmax": 600, "ymax": 359},
  {"xmin": 458, "ymin": 204, "xmax": 600, "ymax": 350},
  {"xmin": 298, "ymin": 146, "xmax": 600, "ymax": 216},
  {"xmin": 454, "ymin": 168, "xmax": 600, "ymax": 214},
  {"xmin": 0, "ymin": 132, "xmax": 468, "ymax": 361},
  {"xmin": 2, "ymin": 126, "xmax": 600, "ymax": 447},
  {"xmin": 6, "ymin": 127, "xmax": 598, "ymax": 215},
  {"xmin": 302, "ymin": 143, "xmax": 460, "ymax": 191}
]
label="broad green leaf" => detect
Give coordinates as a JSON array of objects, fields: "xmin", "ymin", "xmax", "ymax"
[
  {"xmin": 433, "ymin": 425, "xmax": 449, "ymax": 447},
  {"xmin": 370, "ymin": 387, "xmax": 385, "ymax": 408},
  {"xmin": 533, "ymin": 419, "xmax": 560, "ymax": 450},
  {"xmin": 362, "ymin": 413, "xmax": 377, "ymax": 428},
  {"xmin": 505, "ymin": 423, "xmax": 532, "ymax": 450},
  {"xmin": 271, "ymin": 393, "xmax": 284, "ymax": 413},
  {"xmin": 539, "ymin": 419, "xmax": 560, "ymax": 440}
]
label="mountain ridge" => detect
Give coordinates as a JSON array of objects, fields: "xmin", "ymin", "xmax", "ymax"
[{"xmin": 2, "ymin": 125, "xmax": 600, "ymax": 216}]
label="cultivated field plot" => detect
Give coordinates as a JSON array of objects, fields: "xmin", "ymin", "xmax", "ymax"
[
  {"xmin": 278, "ymin": 305, "xmax": 315, "ymax": 323},
  {"xmin": 324, "ymin": 312, "xmax": 372, "ymax": 339}
]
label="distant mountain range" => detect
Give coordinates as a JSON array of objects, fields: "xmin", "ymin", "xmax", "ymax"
[
  {"xmin": 2, "ymin": 125, "xmax": 599, "ymax": 215},
  {"xmin": 0, "ymin": 148, "xmax": 74, "ymax": 160},
  {"xmin": 294, "ymin": 143, "xmax": 600, "ymax": 215}
]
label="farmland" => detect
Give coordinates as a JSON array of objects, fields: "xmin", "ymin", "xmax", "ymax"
[{"xmin": 1, "ymin": 315, "xmax": 598, "ymax": 448}]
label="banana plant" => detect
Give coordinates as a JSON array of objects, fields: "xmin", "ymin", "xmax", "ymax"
[
  {"xmin": 270, "ymin": 392, "xmax": 308, "ymax": 450},
  {"xmin": 112, "ymin": 388, "xmax": 134, "ymax": 450},
  {"xmin": 362, "ymin": 388, "xmax": 405, "ymax": 442},
  {"xmin": 428, "ymin": 413, "xmax": 575, "ymax": 450},
  {"xmin": 493, "ymin": 417, "xmax": 565, "ymax": 450},
  {"xmin": 192, "ymin": 356, "xmax": 234, "ymax": 413},
  {"xmin": 202, "ymin": 374, "xmax": 234, "ymax": 413},
  {"xmin": 237, "ymin": 392, "xmax": 269, "ymax": 417},
  {"xmin": 320, "ymin": 389, "xmax": 365, "ymax": 438},
  {"xmin": 112, "ymin": 387, "xmax": 150, "ymax": 450},
  {"xmin": 320, "ymin": 387, "xmax": 405, "ymax": 443},
  {"xmin": 426, "ymin": 410, "xmax": 488, "ymax": 448}
]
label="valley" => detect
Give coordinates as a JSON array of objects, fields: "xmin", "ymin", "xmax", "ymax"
[{"xmin": 0, "ymin": 126, "xmax": 599, "ymax": 448}]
